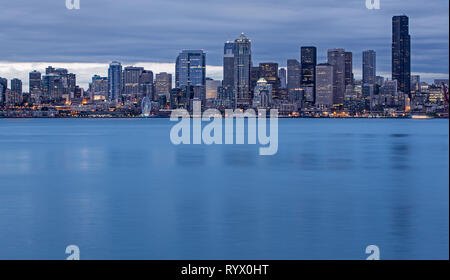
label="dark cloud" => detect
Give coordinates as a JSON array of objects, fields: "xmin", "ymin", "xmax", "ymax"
[{"xmin": 0, "ymin": 0, "xmax": 448, "ymax": 79}]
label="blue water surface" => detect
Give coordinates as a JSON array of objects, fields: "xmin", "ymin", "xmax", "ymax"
[{"xmin": 0, "ymin": 118, "xmax": 448, "ymax": 260}]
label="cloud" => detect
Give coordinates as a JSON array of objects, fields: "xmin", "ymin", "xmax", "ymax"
[{"xmin": 0, "ymin": 0, "xmax": 448, "ymax": 85}]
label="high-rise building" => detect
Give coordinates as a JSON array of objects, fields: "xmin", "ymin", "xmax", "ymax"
[
  {"xmin": 259, "ymin": 63, "xmax": 281, "ymax": 99},
  {"xmin": 123, "ymin": 66, "xmax": 144, "ymax": 102},
  {"xmin": 344, "ymin": 52, "xmax": 353, "ymax": 86},
  {"xmin": 279, "ymin": 68, "xmax": 287, "ymax": 89},
  {"xmin": 287, "ymin": 59, "xmax": 301, "ymax": 100},
  {"xmin": 392, "ymin": 15, "xmax": 411, "ymax": 96},
  {"xmin": 41, "ymin": 67, "xmax": 75, "ymax": 102},
  {"xmin": 301, "ymin": 46, "xmax": 317, "ymax": 98},
  {"xmin": 223, "ymin": 42, "xmax": 235, "ymax": 90},
  {"xmin": 139, "ymin": 70, "xmax": 154, "ymax": 100},
  {"xmin": 327, "ymin": 48, "xmax": 346, "ymax": 106},
  {"xmin": 11, "ymin": 78, "xmax": 22, "ymax": 94},
  {"xmin": 252, "ymin": 78, "xmax": 272, "ymax": 108},
  {"xmin": 29, "ymin": 70, "xmax": 41, "ymax": 91},
  {"xmin": 0, "ymin": 77, "xmax": 7, "ymax": 104},
  {"xmin": 233, "ymin": 33, "xmax": 252, "ymax": 108},
  {"xmin": 90, "ymin": 75, "xmax": 108, "ymax": 101},
  {"xmin": 362, "ymin": 50, "xmax": 376, "ymax": 85},
  {"xmin": 315, "ymin": 63, "xmax": 334, "ymax": 109},
  {"xmin": 155, "ymin": 72, "xmax": 172, "ymax": 101},
  {"xmin": 108, "ymin": 61, "xmax": 122, "ymax": 102},
  {"xmin": 175, "ymin": 50, "xmax": 206, "ymax": 88}
]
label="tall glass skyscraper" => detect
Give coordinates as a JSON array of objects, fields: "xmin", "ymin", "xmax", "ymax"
[
  {"xmin": 233, "ymin": 33, "xmax": 252, "ymax": 108},
  {"xmin": 301, "ymin": 46, "xmax": 317, "ymax": 99},
  {"xmin": 259, "ymin": 63, "xmax": 281, "ymax": 99},
  {"xmin": 315, "ymin": 63, "xmax": 334, "ymax": 109},
  {"xmin": 29, "ymin": 70, "xmax": 42, "ymax": 92},
  {"xmin": 223, "ymin": 42, "xmax": 235, "ymax": 90},
  {"xmin": 362, "ymin": 50, "xmax": 376, "ymax": 85},
  {"xmin": 344, "ymin": 52, "xmax": 353, "ymax": 87},
  {"xmin": 392, "ymin": 15, "xmax": 411, "ymax": 97},
  {"xmin": 108, "ymin": 61, "xmax": 122, "ymax": 102},
  {"xmin": 175, "ymin": 50, "xmax": 206, "ymax": 88},
  {"xmin": 123, "ymin": 66, "xmax": 144, "ymax": 103},
  {"xmin": 287, "ymin": 59, "xmax": 301, "ymax": 100},
  {"xmin": 327, "ymin": 48, "xmax": 346, "ymax": 106}
]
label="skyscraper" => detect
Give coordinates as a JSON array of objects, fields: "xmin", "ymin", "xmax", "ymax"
[
  {"xmin": 301, "ymin": 46, "xmax": 317, "ymax": 99},
  {"xmin": 279, "ymin": 68, "xmax": 287, "ymax": 89},
  {"xmin": 139, "ymin": 70, "xmax": 154, "ymax": 100},
  {"xmin": 223, "ymin": 42, "xmax": 235, "ymax": 90},
  {"xmin": 315, "ymin": 63, "xmax": 334, "ymax": 109},
  {"xmin": 0, "ymin": 77, "xmax": 8, "ymax": 104},
  {"xmin": 344, "ymin": 52, "xmax": 353, "ymax": 86},
  {"xmin": 29, "ymin": 70, "xmax": 42, "ymax": 92},
  {"xmin": 123, "ymin": 66, "xmax": 144, "ymax": 102},
  {"xmin": 155, "ymin": 72, "xmax": 172, "ymax": 101},
  {"xmin": 42, "ymin": 67, "xmax": 75, "ymax": 102},
  {"xmin": 175, "ymin": 50, "xmax": 206, "ymax": 88},
  {"xmin": 11, "ymin": 78, "xmax": 22, "ymax": 94},
  {"xmin": 233, "ymin": 33, "xmax": 252, "ymax": 108},
  {"xmin": 392, "ymin": 15, "xmax": 411, "ymax": 96},
  {"xmin": 90, "ymin": 75, "xmax": 108, "ymax": 100},
  {"xmin": 252, "ymin": 78, "xmax": 272, "ymax": 108},
  {"xmin": 108, "ymin": 61, "xmax": 122, "ymax": 102},
  {"xmin": 259, "ymin": 63, "xmax": 281, "ymax": 99},
  {"xmin": 327, "ymin": 48, "xmax": 346, "ymax": 106},
  {"xmin": 362, "ymin": 50, "xmax": 376, "ymax": 85},
  {"xmin": 287, "ymin": 59, "xmax": 301, "ymax": 100}
]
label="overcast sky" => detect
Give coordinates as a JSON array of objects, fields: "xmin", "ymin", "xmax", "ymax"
[{"xmin": 0, "ymin": 0, "xmax": 448, "ymax": 89}]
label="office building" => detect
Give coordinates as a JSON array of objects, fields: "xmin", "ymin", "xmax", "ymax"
[
  {"xmin": 392, "ymin": 15, "xmax": 411, "ymax": 96},
  {"xmin": 315, "ymin": 63, "xmax": 334, "ymax": 108},
  {"xmin": 155, "ymin": 72, "xmax": 172, "ymax": 101},
  {"xmin": 327, "ymin": 48, "xmax": 346, "ymax": 106},
  {"xmin": 233, "ymin": 33, "xmax": 252, "ymax": 108},
  {"xmin": 363, "ymin": 50, "xmax": 376, "ymax": 85}
]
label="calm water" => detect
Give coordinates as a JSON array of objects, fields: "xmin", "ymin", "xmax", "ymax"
[{"xmin": 0, "ymin": 118, "xmax": 448, "ymax": 260}]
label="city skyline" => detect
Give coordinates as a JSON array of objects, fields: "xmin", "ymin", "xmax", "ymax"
[
  {"xmin": 0, "ymin": 0, "xmax": 448, "ymax": 90},
  {"xmin": 1, "ymin": 14, "xmax": 449, "ymax": 119}
]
